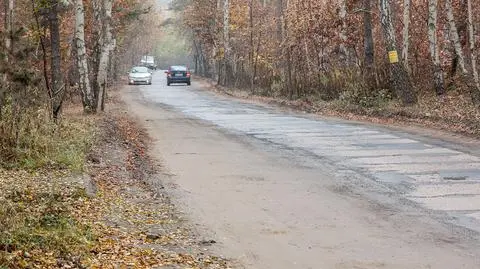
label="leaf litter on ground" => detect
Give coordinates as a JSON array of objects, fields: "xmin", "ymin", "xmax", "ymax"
[{"xmin": 1, "ymin": 100, "xmax": 234, "ymax": 269}]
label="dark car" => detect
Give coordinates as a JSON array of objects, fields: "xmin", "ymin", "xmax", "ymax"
[{"xmin": 165, "ymin": 65, "xmax": 191, "ymax": 86}]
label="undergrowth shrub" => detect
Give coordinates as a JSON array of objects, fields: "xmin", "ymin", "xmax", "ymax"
[
  {"xmin": 0, "ymin": 98, "xmax": 94, "ymax": 171},
  {"xmin": 311, "ymin": 67, "xmax": 393, "ymax": 108}
]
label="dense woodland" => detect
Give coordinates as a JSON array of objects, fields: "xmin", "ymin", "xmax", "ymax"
[
  {"xmin": 176, "ymin": 0, "xmax": 480, "ymax": 109},
  {"xmin": 0, "ymin": 0, "xmax": 158, "ymax": 163}
]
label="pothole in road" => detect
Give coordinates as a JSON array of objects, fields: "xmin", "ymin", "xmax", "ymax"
[{"xmin": 443, "ymin": 176, "xmax": 468, "ymax": 181}]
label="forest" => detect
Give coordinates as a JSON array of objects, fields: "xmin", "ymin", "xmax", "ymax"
[
  {"xmin": 175, "ymin": 0, "xmax": 480, "ymax": 134},
  {"xmin": 0, "ymin": 0, "xmax": 159, "ymax": 164}
]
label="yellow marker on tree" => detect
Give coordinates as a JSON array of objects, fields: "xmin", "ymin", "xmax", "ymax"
[{"xmin": 388, "ymin": 50, "xmax": 399, "ymax": 63}]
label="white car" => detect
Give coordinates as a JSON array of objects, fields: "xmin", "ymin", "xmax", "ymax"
[{"xmin": 128, "ymin": 66, "xmax": 152, "ymax": 85}]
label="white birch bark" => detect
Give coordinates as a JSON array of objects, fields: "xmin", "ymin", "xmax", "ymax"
[
  {"xmin": 222, "ymin": 0, "xmax": 230, "ymax": 85},
  {"xmin": 445, "ymin": 0, "xmax": 467, "ymax": 74},
  {"xmin": 75, "ymin": 0, "xmax": 94, "ymax": 112},
  {"xmin": 96, "ymin": 0, "xmax": 113, "ymax": 111},
  {"xmin": 428, "ymin": 0, "xmax": 445, "ymax": 95},
  {"xmin": 5, "ymin": 0, "xmax": 13, "ymax": 57},
  {"xmin": 467, "ymin": 0, "xmax": 479, "ymax": 88},
  {"xmin": 1, "ymin": 0, "xmax": 14, "ymax": 114},
  {"xmin": 467, "ymin": 0, "xmax": 480, "ymax": 104},
  {"xmin": 339, "ymin": 0, "xmax": 349, "ymax": 62},
  {"xmin": 223, "ymin": 0, "xmax": 229, "ymax": 57},
  {"xmin": 401, "ymin": 0, "xmax": 410, "ymax": 69},
  {"xmin": 379, "ymin": 0, "xmax": 416, "ymax": 104}
]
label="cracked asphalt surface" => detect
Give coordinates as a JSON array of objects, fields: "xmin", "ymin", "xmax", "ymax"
[{"xmin": 121, "ymin": 71, "xmax": 480, "ymax": 268}]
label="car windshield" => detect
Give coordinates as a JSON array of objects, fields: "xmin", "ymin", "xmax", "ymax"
[
  {"xmin": 170, "ymin": 66, "xmax": 187, "ymax": 71},
  {"xmin": 130, "ymin": 66, "xmax": 149, "ymax": 73}
]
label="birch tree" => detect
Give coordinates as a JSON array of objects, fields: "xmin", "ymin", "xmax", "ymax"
[
  {"xmin": 49, "ymin": 0, "xmax": 65, "ymax": 119},
  {"xmin": 4, "ymin": 0, "xmax": 13, "ymax": 58},
  {"xmin": 379, "ymin": 0, "xmax": 416, "ymax": 104},
  {"xmin": 445, "ymin": 0, "xmax": 467, "ymax": 74},
  {"xmin": 222, "ymin": 0, "xmax": 230, "ymax": 85},
  {"xmin": 75, "ymin": 0, "xmax": 94, "ymax": 112},
  {"xmin": 92, "ymin": 0, "xmax": 114, "ymax": 112},
  {"xmin": 467, "ymin": 0, "xmax": 480, "ymax": 104},
  {"xmin": 1, "ymin": 0, "xmax": 14, "ymax": 116},
  {"xmin": 363, "ymin": 0, "xmax": 375, "ymax": 82},
  {"xmin": 339, "ymin": 0, "xmax": 348, "ymax": 63},
  {"xmin": 427, "ymin": 0, "xmax": 444, "ymax": 95},
  {"xmin": 401, "ymin": 0, "xmax": 410, "ymax": 70}
]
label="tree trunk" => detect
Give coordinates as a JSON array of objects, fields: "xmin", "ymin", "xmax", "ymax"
[
  {"xmin": 1, "ymin": 0, "xmax": 14, "ymax": 117},
  {"xmin": 379, "ymin": 0, "xmax": 416, "ymax": 105},
  {"xmin": 49, "ymin": 0, "xmax": 64, "ymax": 119},
  {"xmin": 222, "ymin": 0, "xmax": 230, "ymax": 86},
  {"xmin": 363, "ymin": 0, "xmax": 374, "ymax": 67},
  {"xmin": 274, "ymin": 0, "xmax": 284, "ymax": 92},
  {"xmin": 427, "ymin": 0, "xmax": 445, "ymax": 95},
  {"xmin": 91, "ymin": 0, "xmax": 101, "ymax": 106},
  {"xmin": 363, "ymin": 0, "xmax": 375, "ymax": 86},
  {"xmin": 275, "ymin": 0, "xmax": 283, "ymax": 42},
  {"xmin": 467, "ymin": 0, "xmax": 480, "ymax": 105},
  {"xmin": 94, "ymin": 0, "xmax": 113, "ymax": 112},
  {"xmin": 339, "ymin": 0, "xmax": 348, "ymax": 63},
  {"xmin": 249, "ymin": 0, "xmax": 254, "ymax": 91},
  {"xmin": 401, "ymin": 0, "xmax": 411, "ymax": 70},
  {"xmin": 445, "ymin": 0, "xmax": 467, "ymax": 74},
  {"xmin": 210, "ymin": 0, "xmax": 221, "ymax": 82},
  {"xmin": 284, "ymin": 0, "xmax": 292, "ymax": 99},
  {"xmin": 4, "ymin": 0, "xmax": 13, "ymax": 57},
  {"xmin": 75, "ymin": 0, "xmax": 94, "ymax": 112}
]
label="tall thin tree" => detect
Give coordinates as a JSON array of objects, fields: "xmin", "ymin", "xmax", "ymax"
[
  {"xmin": 379, "ymin": 0, "xmax": 416, "ymax": 104},
  {"xmin": 75, "ymin": 0, "xmax": 94, "ymax": 112},
  {"xmin": 445, "ymin": 0, "xmax": 467, "ymax": 74},
  {"xmin": 1, "ymin": 0, "xmax": 14, "ymax": 116},
  {"xmin": 363, "ymin": 0, "xmax": 375, "ymax": 85},
  {"xmin": 428, "ymin": 0, "xmax": 445, "ymax": 95},
  {"xmin": 49, "ymin": 0, "xmax": 64, "ymax": 119},
  {"xmin": 467, "ymin": 0, "xmax": 480, "ymax": 105},
  {"xmin": 339, "ymin": 0, "xmax": 348, "ymax": 63},
  {"xmin": 401, "ymin": 0, "xmax": 411, "ymax": 70},
  {"xmin": 222, "ymin": 0, "xmax": 230, "ymax": 86}
]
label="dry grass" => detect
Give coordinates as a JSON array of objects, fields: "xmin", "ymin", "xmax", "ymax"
[
  {"xmin": 0, "ymin": 104, "xmax": 96, "ymax": 171},
  {"xmin": 0, "ymin": 103, "xmax": 98, "ymax": 268}
]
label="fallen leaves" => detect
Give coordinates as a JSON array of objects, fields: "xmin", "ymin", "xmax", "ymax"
[{"xmin": 1, "ymin": 102, "xmax": 233, "ymax": 268}]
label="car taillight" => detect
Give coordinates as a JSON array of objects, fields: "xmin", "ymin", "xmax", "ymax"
[
  {"xmin": 186, "ymin": 72, "xmax": 191, "ymax": 77},
  {"xmin": 167, "ymin": 72, "xmax": 171, "ymax": 77}
]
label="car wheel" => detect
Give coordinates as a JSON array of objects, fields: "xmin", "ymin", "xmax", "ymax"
[{"xmin": 187, "ymin": 81, "xmax": 191, "ymax": 86}]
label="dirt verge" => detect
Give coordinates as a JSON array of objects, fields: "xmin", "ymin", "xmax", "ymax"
[{"xmin": 83, "ymin": 96, "xmax": 233, "ymax": 268}]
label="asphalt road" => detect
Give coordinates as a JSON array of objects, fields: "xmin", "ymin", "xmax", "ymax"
[{"xmin": 122, "ymin": 71, "xmax": 480, "ymax": 268}]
